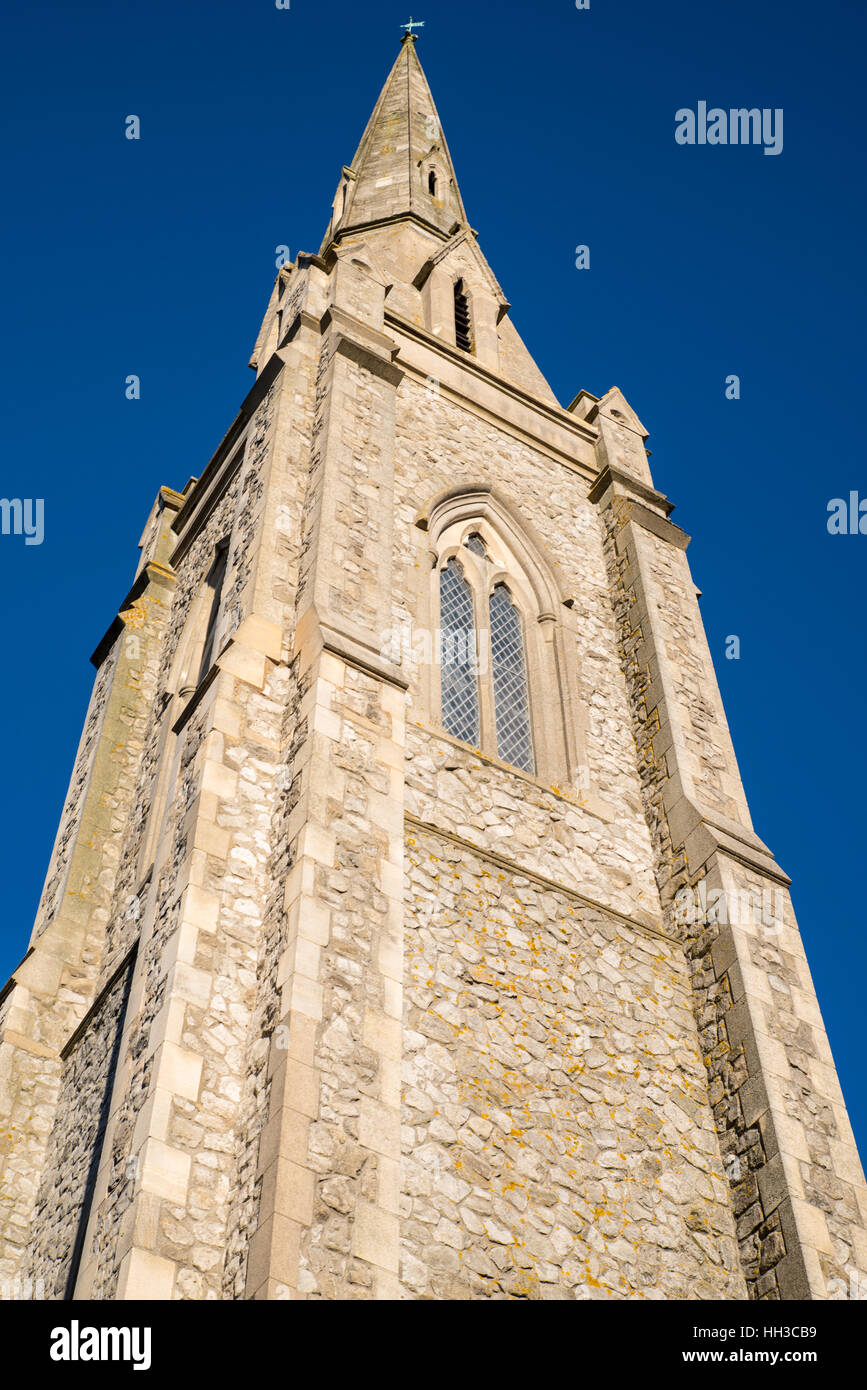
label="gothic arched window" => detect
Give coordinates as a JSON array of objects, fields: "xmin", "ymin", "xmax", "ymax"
[
  {"xmin": 421, "ymin": 487, "xmax": 590, "ymax": 789},
  {"xmin": 439, "ymin": 557, "xmax": 480, "ymax": 746},
  {"xmin": 435, "ymin": 536, "xmax": 536, "ymax": 771}
]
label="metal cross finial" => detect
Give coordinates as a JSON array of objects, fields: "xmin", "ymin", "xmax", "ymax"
[{"xmin": 401, "ymin": 16, "xmax": 425, "ymax": 37}]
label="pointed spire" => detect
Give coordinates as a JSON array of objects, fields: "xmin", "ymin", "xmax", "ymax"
[{"xmin": 321, "ymin": 35, "xmax": 469, "ymax": 251}]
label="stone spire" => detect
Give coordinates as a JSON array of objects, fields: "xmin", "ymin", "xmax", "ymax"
[{"xmin": 321, "ymin": 35, "xmax": 469, "ymax": 252}]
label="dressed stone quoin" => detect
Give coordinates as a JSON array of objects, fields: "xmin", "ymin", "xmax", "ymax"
[{"xmin": 1, "ymin": 34, "xmax": 865, "ymax": 1302}]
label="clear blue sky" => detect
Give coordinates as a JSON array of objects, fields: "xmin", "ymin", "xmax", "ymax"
[{"xmin": 2, "ymin": 0, "xmax": 865, "ymax": 1159}]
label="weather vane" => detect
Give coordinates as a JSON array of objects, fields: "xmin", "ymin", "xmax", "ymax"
[{"xmin": 401, "ymin": 16, "xmax": 425, "ymax": 37}]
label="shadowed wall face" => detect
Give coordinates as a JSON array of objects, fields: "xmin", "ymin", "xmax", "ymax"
[{"xmin": 26, "ymin": 959, "xmax": 134, "ymax": 1300}]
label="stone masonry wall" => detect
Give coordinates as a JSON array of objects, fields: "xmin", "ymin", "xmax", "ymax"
[
  {"xmin": 405, "ymin": 727, "xmax": 657, "ymax": 926},
  {"xmin": 17, "ymin": 380, "xmax": 292, "ymax": 1298},
  {"xmin": 604, "ymin": 503, "xmax": 866, "ymax": 1297},
  {"xmin": 291, "ymin": 660, "xmax": 401, "ymax": 1300},
  {"xmin": 686, "ymin": 892, "xmax": 787, "ymax": 1298},
  {"xmin": 596, "ymin": 492, "xmax": 789, "ymax": 1296},
  {"xmin": 391, "ymin": 378, "xmax": 753, "ymax": 1299},
  {"xmin": 401, "ymin": 827, "xmax": 745, "ymax": 1299},
  {"xmin": 220, "ymin": 355, "xmax": 316, "ymax": 1297},
  {"xmin": 16, "ymin": 469, "xmax": 243, "ymax": 1297},
  {"xmin": 85, "ymin": 390, "xmax": 289, "ymax": 1299},
  {"xmin": 0, "ymin": 1023, "xmax": 62, "ymax": 1295},
  {"xmin": 100, "ymin": 475, "xmax": 245, "ymax": 973},
  {"xmin": 221, "ymin": 662, "xmax": 301, "ymax": 1298},
  {"xmin": 85, "ymin": 698, "xmax": 206, "ymax": 1299}
]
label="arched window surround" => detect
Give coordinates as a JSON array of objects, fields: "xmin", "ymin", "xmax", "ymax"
[{"xmin": 417, "ymin": 486, "xmax": 590, "ymax": 788}]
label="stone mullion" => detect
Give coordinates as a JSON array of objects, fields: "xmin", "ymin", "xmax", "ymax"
[{"xmin": 471, "ymin": 566, "xmax": 495, "ymax": 756}]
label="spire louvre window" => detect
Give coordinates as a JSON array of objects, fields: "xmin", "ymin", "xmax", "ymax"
[{"xmin": 454, "ymin": 278, "xmax": 472, "ymax": 353}]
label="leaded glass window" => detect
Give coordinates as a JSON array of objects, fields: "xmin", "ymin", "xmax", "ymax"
[
  {"xmin": 465, "ymin": 533, "xmax": 486, "ymax": 557},
  {"xmin": 489, "ymin": 584, "xmax": 535, "ymax": 773},
  {"xmin": 439, "ymin": 558, "xmax": 480, "ymax": 745}
]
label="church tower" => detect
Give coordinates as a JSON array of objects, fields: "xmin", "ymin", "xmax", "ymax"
[{"xmin": 1, "ymin": 35, "xmax": 865, "ymax": 1303}]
